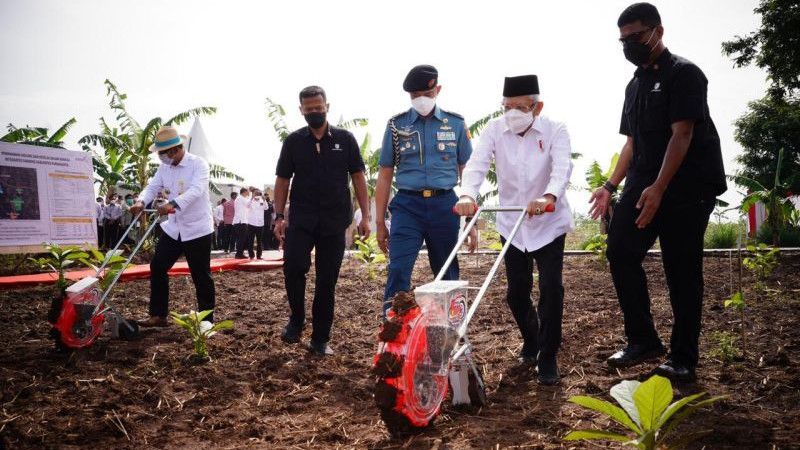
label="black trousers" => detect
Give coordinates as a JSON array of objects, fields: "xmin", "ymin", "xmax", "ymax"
[
  {"xmin": 233, "ymin": 223, "xmax": 248, "ymax": 257},
  {"xmin": 217, "ymin": 223, "xmax": 232, "ymax": 252},
  {"xmin": 607, "ymin": 187, "xmax": 714, "ymax": 367},
  {"xmin": 226, "ymin": 223, "xmax": 239, "ymax": 253},
  {"xmin": 104, "ymin": 220, "xmax": 120, "ymax": 249},
  {"xmin": 283, "ymin": 224, "xmax": 346, "ymax": 344},
  {"xmin": 246, "ymin": 225, "xmax": 263, "ymax": 259},
  {"xmin": 149, "ymin": 232, "xmax": 215, "ymax": 321},
  {"xmin": 501, "ymin": 234, "xmax": 566, "ymax": 361}
]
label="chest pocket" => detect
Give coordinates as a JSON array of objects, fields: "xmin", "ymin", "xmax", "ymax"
[{"xmin": 642, "ymin": 92, "xmax": 669, "ymax": 131}]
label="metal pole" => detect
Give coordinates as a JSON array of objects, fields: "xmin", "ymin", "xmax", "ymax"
[
  {"xmin": 92, "ymin": 211, "xmax": 161, "ymax": 315},
  {"xmin": 456, "ymin": 207, "xmax": 528, "ymax": 339}
]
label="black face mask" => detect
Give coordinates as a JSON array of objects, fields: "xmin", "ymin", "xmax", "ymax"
[
  {"xmin": 304, "ymin": 112, "xmax": 327, "ymax": 129},
  {"xmin": 622, "ymin": 29, "xmax": 656, "ymax": 66}
]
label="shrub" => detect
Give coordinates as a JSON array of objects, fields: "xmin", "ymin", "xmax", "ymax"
[
  {"xmin": 704, "ymin": 221, "xmax": 743, "ymax": 249},
  {"xmin": 756, "ymin": 224, "xmax": 800, "ymax": 247}
]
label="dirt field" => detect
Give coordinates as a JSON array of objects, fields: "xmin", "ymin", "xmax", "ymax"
[{"xmin": 1, "ymin": 253, "xmax": 799, "ymax": 449}]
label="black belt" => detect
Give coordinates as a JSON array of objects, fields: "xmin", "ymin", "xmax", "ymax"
[{"xmin": 398, "ymin": 188, "xmax": 453, "ymax": 198}]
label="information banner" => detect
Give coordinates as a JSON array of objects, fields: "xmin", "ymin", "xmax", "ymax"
[{"xmin": 0, "ymin": 142, "xmax": 96, "ymax": 253}]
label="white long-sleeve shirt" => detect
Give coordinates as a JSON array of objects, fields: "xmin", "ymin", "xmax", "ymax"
[
  {"xmin": 213, "ymin": 204, "xmax": 224, "ymax": 225},
  {"xmin": 247, "ymin": 197, "xmax": 268, "ymax": 227},
  {"xmin": 104, "ymin": 203, "xmax": 123, "ymax": 221},
  {"xmin": 95, "ymin": 202, "xmax": 104, "ymax": 224},
  {"xmin": 460, "ymin": 115, "xmax": 574, "ymax": 252},
  {"xmin": 137, "ymin": 152, "xmax": 214, "ymax": 242},
  {"xmin": 232, "ymin": 194, "xmax": 250, "ymax": 225}
]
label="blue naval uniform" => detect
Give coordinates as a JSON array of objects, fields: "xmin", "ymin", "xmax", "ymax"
[{"xmin": 379, "ymin": 105, "xmax": 473, "ymax": 312}]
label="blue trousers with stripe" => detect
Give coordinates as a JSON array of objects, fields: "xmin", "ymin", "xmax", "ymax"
[{"xmin": 383, "ymin": 190, "xmax": 460, "ymax": 313}]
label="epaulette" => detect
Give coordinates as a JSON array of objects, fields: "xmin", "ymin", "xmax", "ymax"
[
  {"xmin": 441, "ymin": 109, "xmax": 464, "ymax": 120},
  {"xmin": 388, "ymin": 111, "xmax": 407, "ymax": 122}
]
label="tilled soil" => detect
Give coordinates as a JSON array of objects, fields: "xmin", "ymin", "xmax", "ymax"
[{"xmin": 1, "ymin": 253, "xmax": 799, "ymax": 449}]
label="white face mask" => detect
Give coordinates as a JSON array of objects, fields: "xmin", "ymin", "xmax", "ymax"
[
  {"xmin": 158, "ymin": 153, "xmax": 173, "ymax": 165},
  {"xmin": 411, "ymin": 96, "xmax": 436, "ymax": 116},
  {"xmin": 504, "ymin": 109, "xmax": 535, "ymax": 134}
]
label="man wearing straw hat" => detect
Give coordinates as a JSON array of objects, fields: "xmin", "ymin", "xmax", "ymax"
[{"xmin": 130, "ymin": 125, "xmax": 216, "ymax": 327}]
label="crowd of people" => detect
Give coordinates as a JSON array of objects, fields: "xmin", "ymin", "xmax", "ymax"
[{"xmin": 120, "ymin": 2, "xmax": 725, "ymax": 386}]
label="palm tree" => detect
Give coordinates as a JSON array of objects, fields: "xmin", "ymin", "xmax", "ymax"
[{"xmin": 1, "ymin": 118, "xmax": 78, "ymax": 148}]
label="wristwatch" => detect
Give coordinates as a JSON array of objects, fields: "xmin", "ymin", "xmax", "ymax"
[{"xmin": 168, "ymin": 200, "xmax": 180, "ymax": 210}]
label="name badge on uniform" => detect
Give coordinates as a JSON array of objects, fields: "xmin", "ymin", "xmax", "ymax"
[
  {"xmin": 437, "ymin": 131, "xmax": 456, "ymax": 141},
  {"xmin": 333, "ymin": 143, "xmax": 343, "ymax": 151}
]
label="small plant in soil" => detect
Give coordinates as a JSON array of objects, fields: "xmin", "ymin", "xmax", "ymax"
[
  {"xmin": 353, "ymin": 235, "xmax": 386, "ymax": 280},
  {"xmin": 28, "ymin": 243, "xmax": 91, "ymax": 294},
  {"xmin": 709, "ymin": 330, "xmax": 741, "ymax": 364},
  {"xmin": 29, "ymin": 243, "xmax": 91, "ymax": 325},
  {"xmin": 723, "ymin": 291, "xmax": 749, "ymax": 357},
  {"xmin": 564, "ymin": 374, "xmax": 725, "ymax": 449},
  {"xmin": 743, "ymin": 244, "xmax": 779, "ymax": 296},
  {"xmin": 169, "ymin": 310, "xmax": 233, "ymax": 362},
  {"xmin": 582, "ymin": 233, "xmax": 608, "ymax": 266}
]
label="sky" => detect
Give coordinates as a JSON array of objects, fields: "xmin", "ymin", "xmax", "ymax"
[{"xmin": 0, "ymin": 0, "xmax": 767, "ymax": 214}]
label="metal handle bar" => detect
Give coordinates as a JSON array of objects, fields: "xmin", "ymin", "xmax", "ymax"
[
  {"xmin": 94, "ymin": 209, "xmax": 159, "ymax": 275},
  {"xmin": 433, "ymin": 204, "xmax": 554, "ymax": 340},
  {"xmin": 92, "ymin": 210, "xmax": 163, "ymax": 315}
]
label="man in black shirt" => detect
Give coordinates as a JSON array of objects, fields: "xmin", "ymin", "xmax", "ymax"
[
  {"xmin": 273, "ymin": 85, "xmax": 371, "ymax": 356},
  {"xmin": 589, "ymin": 2, "xmax": 726, "ymax": 382}
]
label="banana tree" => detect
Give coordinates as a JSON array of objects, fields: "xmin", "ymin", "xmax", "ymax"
[
  {"xmin": 80, "ymin": 123, "xmax": 130, "ymax": 197},
  {"xmin": 1, "ymin": 118, "xmax": 78, "ymax": 148},
  {"xmin": 97, "ymin": 79, "xmax": 217, "ymax": 192},
  {"xmin": 732, "ymin": 148, "xmax": 797, "ymax": 245},
  {"xmin": 209, "ymin": 163, "xmax": 245, "ymax": 195}
]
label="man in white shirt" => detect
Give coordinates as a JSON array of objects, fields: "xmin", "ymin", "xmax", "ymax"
[
  {"xmin": 245, "ymin": 189, "xmax": 268, "ymax": 259},
  {"xmin": 130, "ymin": 125, "xmax": 216, "ymax": 327},
  {"xmin": 95, "ymin": 197, "xmax": 105, "ymax": 248},
  {"xmin": 232, "ymin": 187, "xmax": 251, "ymax": 258},
  {"xmin": 213, "ymin": 198, "xmax": 225, "ymax": 250},
  {"xmin": 455, "ymin": 75, "xmax": 574, "ymax": 385}
]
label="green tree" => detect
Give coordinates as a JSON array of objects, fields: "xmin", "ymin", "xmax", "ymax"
[
  {"xmin": 721, "ymin": 0, "xmax": 800, "ymax": 99},
  {"xmin": 1, "ymin": 118, "xmax": 77, "ymax": 148},
  {"xmin": 732, "ymin": 96, "xmax": 800, "ymax": 192},
  {"xmin": 723, "ymin": 0, "xmax": 800, "ymax": 196},
  {"xmin": 82, "ymin": 80, "xmax": 242, "ymax": 196}
]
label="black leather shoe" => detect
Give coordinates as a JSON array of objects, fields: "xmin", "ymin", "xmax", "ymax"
[
  {"xmin": 308, "ymin": 340, "xmax": 334, "ymax": 356},
  {"xmin": 281, "ymin": 325, "xmax": 301, "ymax": 344},
  {"xmin": 537, "ymin": 357, "xmax": 560, "ymax": 385},
  {"xmin": 654, "ymin": 359, "xmax": 696, "ymax": 383},
  {"xmin": 607, "ymin": 343, "xmax": 666, "ymax": 368}
]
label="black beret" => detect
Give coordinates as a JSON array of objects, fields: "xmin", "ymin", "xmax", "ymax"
[
  {"xmin": 403, "ymin": 64, "xmax": 438, "ymax": 92},
  {"xmin": 503, "ymin": 75, "xmax": 540, "ymax": 97}
]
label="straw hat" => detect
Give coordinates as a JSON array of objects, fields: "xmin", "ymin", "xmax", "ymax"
[{"xmin": 149, "ymin": 125, "xmax": 188, "ymax": 153}]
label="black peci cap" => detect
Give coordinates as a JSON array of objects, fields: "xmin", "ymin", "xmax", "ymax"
[
  {"xmin": 403, "ymin": 64, "xmax": 438, "ymax": 92},
  {"xmin": 503, "ymin": 75, "xmax": 540, "ymax": 97}
]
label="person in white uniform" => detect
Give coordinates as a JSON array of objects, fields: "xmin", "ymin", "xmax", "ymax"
[
  {"xmin": 454, "ymin": 75, "xmax": 574, "ymax": 385},
  {"xmin": 130, "ymin": 125, "xmax": 216, "ymax": 326}
]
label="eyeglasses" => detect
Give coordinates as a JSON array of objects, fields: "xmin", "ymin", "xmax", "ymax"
[
  {"xmin": 502, "ymin": 103, "xmax": 537, "ymax": 114},
  {"xmin": 619, "ymin": 27, "xmax": 654, "ymax": 44}
]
